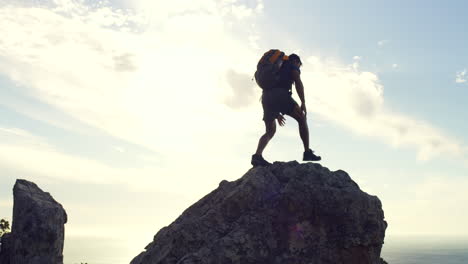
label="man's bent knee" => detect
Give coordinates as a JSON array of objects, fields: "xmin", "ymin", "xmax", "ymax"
[{"xmin": 292, "ymin": 107, "xmax": 306, "ymax": 123}]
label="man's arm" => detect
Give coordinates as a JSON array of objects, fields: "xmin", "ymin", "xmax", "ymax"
[{"xmin": 292, "ymin": 70, "xmax": 307, "ymax": 115}]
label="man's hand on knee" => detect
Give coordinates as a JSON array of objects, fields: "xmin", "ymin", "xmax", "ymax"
[
  {"xmin": 301, "ymin": 102, "xmax": 307, "ymax": 116},
  {"xmin": 277, "ymin": 114, "xmax": 286, "ymax": 126}
]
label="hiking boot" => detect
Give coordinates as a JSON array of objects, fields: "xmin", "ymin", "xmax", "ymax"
[
  {"xmin": 251, "ymin": 154, "xmax": 272, "ymax": 167},
  {"xmin": 303, "ymin": 149, "xmax": 321, "ymax": 161}
]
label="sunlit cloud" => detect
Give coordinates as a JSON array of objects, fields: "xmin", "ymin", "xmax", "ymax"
[
  {"xmin": 302, "ymin": 56, "xmax": 465, "ymax": 161},
  {"xmin": 0, "ymin": 0, "xmax": 264, "ymax": 164},
  {"xmin": 224, "ymin": 69, "xmax": 256, "ymax": 109},
  {"xmin": 0, "ymin": 0, "xmax": 466, "ymax": 179},
  {"xmin": 456, "ymin": 69, "xmax": 467, "ymax": 83}
]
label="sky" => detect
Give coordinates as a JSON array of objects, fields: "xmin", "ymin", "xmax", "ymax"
[{"xmin": 0, "ymin": 0, "xmax": 467, "ymax": 262}]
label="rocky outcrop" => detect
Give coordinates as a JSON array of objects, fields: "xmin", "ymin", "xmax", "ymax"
[
  {"xmin": 131, "ymin": 161, "xmax": 387, "ymax": 264},
  {"xmin": 0, "ymin": 232, "xmax": 12, "ymax": 260},
  {"xmin": 0, "ymin": 179, "xmax": 67, "ymax": 264}
]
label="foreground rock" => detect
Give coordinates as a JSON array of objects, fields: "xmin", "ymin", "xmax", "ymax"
[
  {"xmin": 0, "ymin": 179, "xmax": 67, "ymax": 264},
  {"xmin": 131, "ymin": 161, "xmax": 387, "ymax": 264}
]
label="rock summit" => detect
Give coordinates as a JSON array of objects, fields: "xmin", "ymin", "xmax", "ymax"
[{"xmin": 131, "ymin": 161, "xmax": 387, "ymax": 264}]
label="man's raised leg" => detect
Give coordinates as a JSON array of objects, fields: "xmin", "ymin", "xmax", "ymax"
[
  {"xmin": 288, "ymin": 105, "xmax": 309, "ymax": 151},
  {"xmin": 287, "ymin": 105, "xmax": 321, "ymax": 161}
]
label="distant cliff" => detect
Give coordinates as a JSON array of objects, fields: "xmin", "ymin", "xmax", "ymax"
[
  {"xmin": 0, "ymin": 179, "xmax": 67, "ymax": 264},
  {"xmin": 131, "ymin": 161, "xmax": 388, "ymax": 264}
]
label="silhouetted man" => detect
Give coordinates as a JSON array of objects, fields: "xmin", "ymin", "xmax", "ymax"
[{"xmin": 252, "ymin": 54, "xmax": 321, "ymax": 166}]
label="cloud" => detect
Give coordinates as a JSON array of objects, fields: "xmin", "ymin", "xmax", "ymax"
[
  {"xmin": 0, "ymin": 127, "xmax": 50, "ymax": 148},
  {"xmin": 120, "ymin": 0, "xmax": 264, "ymax": 26},
  {"xmin": 0, "ymin": 0, "xmax": 268, "ymax": 201},
  {"xmin": 224, "ymin": 69, "xmax": 256, "ymax": 109},
  {"xmin": 302, "ymin": 56, "xmax": 465, "ymax": 161},
  {"xmin": 0, "ymin": 0, "xmax": 465, "ymax": 172},
  {"xmin": 0, "ymin": 127, "xmax": 129, "ymax": 185},
  {"xmin": 113, "ymin": 53, "xmax": 138, "ymax": 72},
  {"xmin": 0, "ymin": 126, "xmax": 226, "ymax": 194},
  {"xmin": 0, "ymin": 0, "xmax": 264, "ymax": 159},
  {"xmin": 392, "ymin": 63, "xmax": 398, "ymax": 69},
  {"xmin": 456, "ymin": 69, "xmax": 467, "ymax": 83},
  {"xmin": 113, "ymin": 146, "xmax": 126, "ymax": 153},
  {"xmin": 377, "ymin": 40, "xmax": 389, "ymax": 47}
]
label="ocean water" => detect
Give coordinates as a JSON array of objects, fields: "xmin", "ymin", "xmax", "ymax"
[
  {"xmin": 63, "ymin": 236, "xmax": 468, "ymax": 264},
  {"xmin": 382, "ymin": 236, "xmax": 468, "ymax": 264},
  {"xmin": 64, "ymin": 236, "xmax": 136, "ymax": 264}
]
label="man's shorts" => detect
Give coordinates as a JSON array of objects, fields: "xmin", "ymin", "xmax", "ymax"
[{"xmin": 262, "ymin": 88, "xmax": 298, "ymax": 122}]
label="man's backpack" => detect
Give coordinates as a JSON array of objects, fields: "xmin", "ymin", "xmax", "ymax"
[{"xmin": 254, "ymin": 49, "xmax": 288, "ymax": 90}]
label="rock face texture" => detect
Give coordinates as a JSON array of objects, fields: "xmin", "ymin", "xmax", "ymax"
[
  {"xmin": 131, "ymin": 161, "xmax": 387, "ymax": 264},
  {"xmin": 0, "ymin": 179, "xmax": 67, "ymax": 264}
]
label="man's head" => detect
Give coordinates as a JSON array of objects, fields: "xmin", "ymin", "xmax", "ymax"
[{"xmin": 288, "ymin": 54, "xmax": 302, "ymax": 68}]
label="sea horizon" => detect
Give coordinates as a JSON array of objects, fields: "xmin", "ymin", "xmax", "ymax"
[{"xmin": 63, "ymin": 235, "xmax": 468, "ymax": 264}]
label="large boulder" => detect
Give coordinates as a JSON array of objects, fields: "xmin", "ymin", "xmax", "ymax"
[
  {"xmin": 131, "ymin": 161, "xmax": 387, "ymax": 264},
  {"xmin": 0, "ymin": 179, "xmax": 67, "ymax": 264}
]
